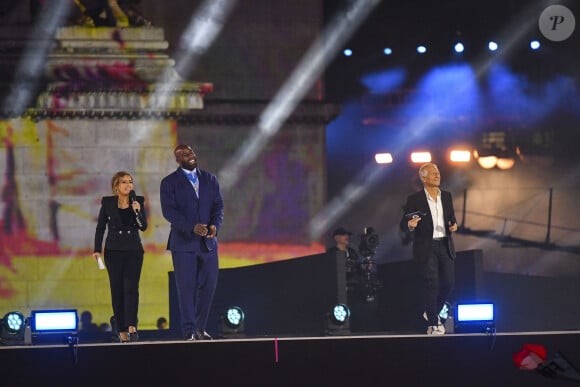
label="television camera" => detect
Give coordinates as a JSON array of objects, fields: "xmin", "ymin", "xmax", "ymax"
[{"xmin": 357, "ymin": 227, "xmax": 381, "ymax": 302}]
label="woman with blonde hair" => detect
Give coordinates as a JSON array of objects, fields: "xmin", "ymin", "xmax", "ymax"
[{"xmin": 93, "ymin": 171, "xmax": 147, "ymax": 342}]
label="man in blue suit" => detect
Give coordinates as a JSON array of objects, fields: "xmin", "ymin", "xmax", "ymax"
[{"xmin": 160, "ymin": 144, "xmax": 224, "ymax": 340}]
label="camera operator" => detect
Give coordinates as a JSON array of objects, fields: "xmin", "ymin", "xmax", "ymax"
[{"xmin": 326, "ymin": 227, "xmax": 362, "ymax": 296}]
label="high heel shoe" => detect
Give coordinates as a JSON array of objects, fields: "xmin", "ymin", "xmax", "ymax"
[{"xmin": 119, "ymin": 331, "xmax": 130, "ymax": 343}]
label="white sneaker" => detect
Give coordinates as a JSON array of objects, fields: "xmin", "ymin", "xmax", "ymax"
[
  {"xmin": 427, "ymin": 324, "xmax": 446, "ymax": 335},
  {"xmin": 439, "ymin": 303, "xmax": 450, "ymax": 320},
  {"xmin": 423, "ymin": 311, "xmax": 442, "ymax": 325}
]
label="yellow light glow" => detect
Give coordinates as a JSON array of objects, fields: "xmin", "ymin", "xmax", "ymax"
[
  {"xmin": 477, "ymin": 156, "xmax": 498, "ymax": 169},
  {"xmin": 374, "ymin": 153, "xmax": 393, "ymax": 164},
  {"xmin": 496, "ymin": 158, "xmax": 515, "ymax": 170},
  {"xmin": 410, "ymin": 152, "xmax": 432, "ymax": 163}
]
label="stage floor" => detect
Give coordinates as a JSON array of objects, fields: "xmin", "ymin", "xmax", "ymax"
[{"xmin": 1, "ymin": 330, "xmax": 579, "ymax": 386}]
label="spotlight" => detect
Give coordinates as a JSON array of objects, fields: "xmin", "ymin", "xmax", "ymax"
[
  {"xmin": 449, "ymin": 149, "xmax": 471, "ymax": 163},
  {"xmin": 325, "ymin": 303, "xmax": 351, "ymax": 335},
  {"xmin": 219, "ymin": 306, "xmax": 245, "ymax": 338},
  {"xmin": 343, "ymin": 48, "xmax": 353, "ymax": 57},
  {"xmin": 416, "ymin": 45, "xmax": 427, "ymax": 54},
  {"xmin": 1, "ymin": 311, "xmax": 27, "ymax": 344},
  {"xmin": 476, "ymin": 155, "xmax": 498, "ymax": 169},
  {"xmin": 530, "ymin": 40, "xmax": 541, "ymax": 50},
  {"xmin": 496, "ymin": 157, "xmax": 515, "ymax": 170},
  {"xmin": 454, "ymin": 42, "xmax": 464, "ymax": 53},
  {"xmin": 383, "ymin": 47, "xmax": 392, "ymax": 55},
  {"xmin": 374, "ymin": 152, "xmax": 393, "ymax": 164},
  {"xmin": 30, "ymin": 309, "xmax": 78, "ymax": 344},
  {"xmin": 410, "ymin": 151, "xmax": 431, "ymax": 163},
  {"xmin": 488, "ymin": 41, "xmax": 498, "ymax": 51},
  {"xmin": 474, "ymin": 132, "xmax": 520, "ymax": 170},
  {"xmin": 454, "ymin": 302, "xmax": 495, "ymax": 333}
]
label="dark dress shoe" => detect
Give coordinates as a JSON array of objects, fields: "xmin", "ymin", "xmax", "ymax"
[
  {"xmin": 129, "ymin": 331, "xmax": 139, "ymax": 342},
  {"xmin": 119, "ymin": 332, "xmax": 130, "ymax": 343},
  {"xmin": 194, "ymin": 329, "xmax": 213, "ymax": 340}
]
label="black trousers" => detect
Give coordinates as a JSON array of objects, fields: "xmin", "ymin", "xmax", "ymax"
[
  {"xmin": 421, "ymin": 239, "xmax": 454, "ymax": 327},
  {"xmin": 104, "ymin": 249, "xmax": 143, "ymax": 331}
]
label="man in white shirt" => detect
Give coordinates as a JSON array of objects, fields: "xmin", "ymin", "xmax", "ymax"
[{"xmin": 400, "ymin": 163, "xmax": 458, "ymax": 335}]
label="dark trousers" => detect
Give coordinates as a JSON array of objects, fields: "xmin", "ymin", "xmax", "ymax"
[
  {"xmin": 104, "ymin": 249, "xmax": 143, "ymax": 331},
  {"xmin": 421, "ymin": 239, "xmax": 454, "ymax": 326},
  {"xmin": 171, "ymin": 249, "xmax": 219, "ymax": 337}
]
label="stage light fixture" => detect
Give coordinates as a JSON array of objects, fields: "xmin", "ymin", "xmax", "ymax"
[
  {"xmin": 496, "ymin": 157, "xmax": 515, "ymax": 170},
  {"xmin": 449, "ymin": 150, "xmax": 471, "ymax": 163},
  {"xmin": 474, "ymin": 132, "xmax": 520, "ymax": 170},
  {"xmin": 333, "ymin": 304, "xmax": 350, "ymax": 323},
  {"xmin": 31, "ymin": 309, "xmax": 78, "ymax": 333},
  {"xmin": 374, "ymin": 153, "xmax": 393, "ymax": 164},
  {"xmin": 1, "ymin": 311, "xmax": 27, "ymax": 344},
  {"xmin": 476, "ymin": 155, "xmax": 498, "ymax": 169},
  {"xmin": 454, "ymin": 302, "xmax": 495, "ymax": 333},
  {"xmin": 226, "ymin": 306, "xmax": 244, "ymax": 328},
  {"xmin": 454, "ymin": 42, "xmax": 464, "ymax": 53},
  {"xmin": 416, "ymin": 45, "xmax": 427, "ymax": 54},
  {"xmin": 343, "ymin": 48, "xmax": 353, "ymax": 57},
  {"xmin": 383, "ymin": 47, "xmax": 392, "ymax": 55},
  {"xmin": 530, "ymin": 40, "xmax": 541, "ymax": 50},
  {"xmin": 488, "ymin": 41, "xmax": 498, "ymax": 51},
  {"xmin": 325, "ymin": 304, "xmax": 351, "ymax": 335},
  {"xmin": 219, "ymin": 306, "xmax": 245, "ymax": 338},
  {"xmin": 410, "ymin": 151, "xmax": 431, "ymax": 163}
]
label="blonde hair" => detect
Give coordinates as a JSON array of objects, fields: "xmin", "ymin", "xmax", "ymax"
[{"xmin": 111, "ymin": 171, "xmax": 132, "ymax": 195}]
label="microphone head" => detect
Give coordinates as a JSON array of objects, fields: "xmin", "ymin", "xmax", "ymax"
[{"xmin": 129, "ymin": 190, "xmax": 137, "ymax": 202}]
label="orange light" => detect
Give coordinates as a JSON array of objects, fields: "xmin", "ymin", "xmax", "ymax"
[
  {"xmin": 477, "ymin": 156, "xmax": 498, "ymax": 169},
  {"xmin": 449, "ymin": 150, "xmax": 471, "ymax": 163},
  {"xmin": 410, "ymin": 151, "xmax": 431, "ymax": 163},
  {"xmin": 374, "ymin": 153, "xmax": 393, "ymax": 164},
  {"xmin": 496, "ymin": 158, "xmax": 515, "ymax": 170}
]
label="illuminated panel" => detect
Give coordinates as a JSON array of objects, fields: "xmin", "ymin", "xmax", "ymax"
[
  {"xmin": 449, "ymin": 150, "xmax": 471, "ymax": 163},
  {"xmin": 410, "ymin": 151, "xmax": 431, "ymax": 163},
  {"xmin": 374, "ymin": 153, "xmax": 393, "ymax": 164}
]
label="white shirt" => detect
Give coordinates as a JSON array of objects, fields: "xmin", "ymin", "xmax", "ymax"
[{"xmin": 425, "ymin": 188, "xmax": 446, "ymax": 239}]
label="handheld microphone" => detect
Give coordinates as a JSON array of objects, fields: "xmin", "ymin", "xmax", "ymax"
[
  {"xmin": 129, "ymin": 190, "xmax": 139, "ymax": 214},
  {"xmin": 129, "ymin": 190, "xmax": 144, "ymax": 228}
]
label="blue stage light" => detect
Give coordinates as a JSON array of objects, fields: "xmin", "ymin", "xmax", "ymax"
[
  {"xmin": 343, "ymin": 48, "xmax": 353, "ymax": 57},
  {"xmin": 1, "ymin": 311, "xmax": 27, "ymax": 344},
  {"xmin": 454, "ymin": 302, "xmax": 495, "ymax": 333},
  {"xmin": 226, "ymin": 306, "xmax": 244, "ymax": 328},
  {"xmin": 332, "ymin": 304, "xmax": 350, "ymax": 324},
  {"xmin": 454, "ymin": 42, "xmax": 464, "ymax": 53},
  {"xmin": 31, "ymin": 309, "xmax": 78, "ymax": 333},
  {"xmin": 488, "ymin": 41, "xmax": 498, "ymax": 51},
  {"xmin": 416, "ymin": 45, "xmax": 427, "ymax": 54},
  {"xmin": 530, "ymin": 40, "xmax": 541, "ymax": 50},
  {"xmin": 4, "ymin": 312, "xmax": 25, "ymax": 333},
  {"xmin": 383, "ymin": 47, "xmax": 392, "ymax": 55},
  {"xmin": 325, "ymin": 304, "xmax": 351, "ymax": 335},
  {"xmin": 220, "ymin": 306, "xmax": 245, "ymax": 337}
]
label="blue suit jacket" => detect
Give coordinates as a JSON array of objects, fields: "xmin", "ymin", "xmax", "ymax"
[{"xmin": 160, "ymin": 167, "xmax": 224, "ymax": 253}]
